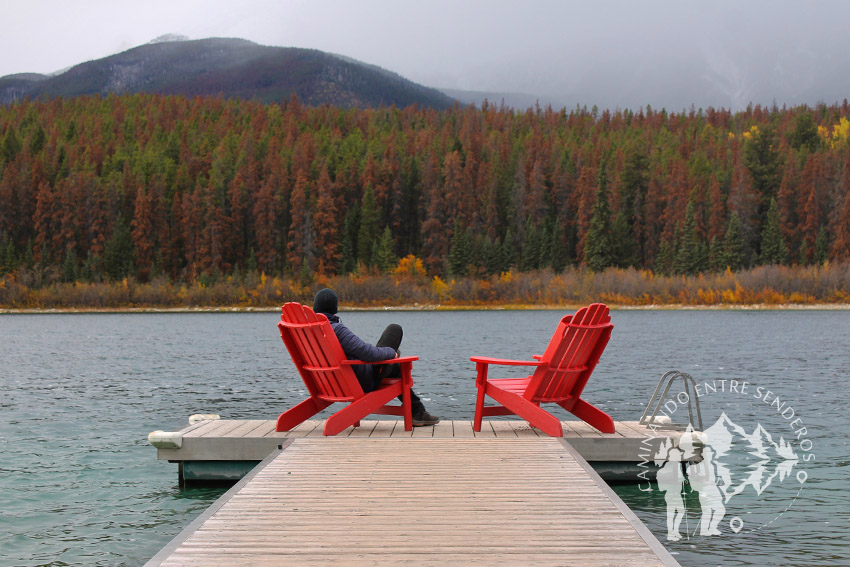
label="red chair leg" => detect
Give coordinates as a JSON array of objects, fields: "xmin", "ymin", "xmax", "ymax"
[
  {"xmin": 473, "ymin": 384, "xmax": 488, "ymax": 432},
  {"xmin": 401, "ymin": 385, "xmax": 413, "ymax": 431},
  {"xmin": 324, "ymin": 388, "xmax": 398, "ymax": 436},
  {"xmin": 401, "ymin": 362, "xmax": 413, "ymax": 431},
  {"xmin": 559, "ymin": 398, "xmax": 615, "ymax": 434},
  {"xmin": 488, "ymin": 387, "xmax": 563, "ymax": 437},
  {"xmin": 276, "ymin": 397, "xmax": 332, "ymax": 431}
]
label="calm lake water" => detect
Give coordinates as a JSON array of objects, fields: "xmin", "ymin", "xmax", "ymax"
[{"xmin": 1, "ymin": 309, "xmax": 848, "ymax": 566}]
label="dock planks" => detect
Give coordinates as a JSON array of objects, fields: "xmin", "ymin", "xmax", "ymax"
[
  {"xmin": 146, "ymin": 437, "xmax": 679, "ymax": 566},
  {"xmin": 155, "ymin": 419, "xmax": 676, "ymax": 460}
]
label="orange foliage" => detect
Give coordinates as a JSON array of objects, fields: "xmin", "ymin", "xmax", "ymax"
[{"xmin": 4, "ymin": 264, "xmax": 847, "ymax": 310}]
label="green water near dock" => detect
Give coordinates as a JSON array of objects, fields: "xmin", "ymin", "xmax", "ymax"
[{"xmin": 1, "ymin": 310, "xmax": 848, "ymax": 566}]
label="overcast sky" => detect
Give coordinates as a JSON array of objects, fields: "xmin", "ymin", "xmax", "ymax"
[{"xmin": 3, "ymin": 0, "xmax": 849, "ymax": 111}]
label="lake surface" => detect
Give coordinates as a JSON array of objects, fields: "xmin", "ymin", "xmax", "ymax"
[{"xmin": 1, "ymin": 310, "xmax": 848, "ymax": 566}]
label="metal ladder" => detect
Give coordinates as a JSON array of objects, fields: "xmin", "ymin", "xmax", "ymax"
[{"xmin": 640, "ymin": 370, "xmax": 703, "ymax": 431}]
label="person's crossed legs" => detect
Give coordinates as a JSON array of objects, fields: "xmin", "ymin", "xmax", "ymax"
[{"xmin": 374, "ymin": 324, "xmax": 439, "ymax": 426}]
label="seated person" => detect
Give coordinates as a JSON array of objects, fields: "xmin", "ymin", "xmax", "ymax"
[{"xmin": 313, "ymin": 288, "xmax": 439, "ymax": 427}]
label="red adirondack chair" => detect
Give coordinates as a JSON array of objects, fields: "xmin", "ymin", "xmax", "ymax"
[
  {"xmin": 276, "ymin": 302, "xmax": 416, "ymax": 435},
  {"xmin": 471, "ymin": 303, "xmax": 615, "ymax": 437}
]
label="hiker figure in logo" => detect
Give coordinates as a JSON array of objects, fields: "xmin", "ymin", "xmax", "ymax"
[
  {"xmin": 656, "ymin": 446, "xmax": 686, "ymax": 542},
  {"xmin": 687, "ymin": 445, "xmax": 725, "ymax": 535}
]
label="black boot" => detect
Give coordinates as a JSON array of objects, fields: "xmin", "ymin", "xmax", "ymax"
[{"xmin": 412, "ymin": 403, "xmax": 440, "ymax": 427}]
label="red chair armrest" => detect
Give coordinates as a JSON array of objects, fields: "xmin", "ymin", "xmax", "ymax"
[
  {"xmin": 380, "ymin": 355, "xmax": 419, "ymax": 364},
  {"xmin": 469, "ymin": 356, "xmax": 543, "ymax": 367},
  {"xmin": 341, "ymin": 356, "xmax": 419, "ymax": 366}
]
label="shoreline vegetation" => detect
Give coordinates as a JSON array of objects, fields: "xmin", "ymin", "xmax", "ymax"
[{"xmin": 2, "ymin": 263, "xmax": 847, "ymax": 312}]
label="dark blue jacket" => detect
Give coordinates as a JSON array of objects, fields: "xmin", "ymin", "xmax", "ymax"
[{"xmin": 319, "ymin": 313, "xmax": 395, "ymax": 391}]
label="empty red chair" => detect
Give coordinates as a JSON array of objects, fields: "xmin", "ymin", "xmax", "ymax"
[{"xmin": 471, "ymin": 303, "xmax": 615, "ymax": 437}]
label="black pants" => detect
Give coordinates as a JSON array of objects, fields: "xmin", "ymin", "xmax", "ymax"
[{"xmin": 373, "ymin": 324, "xmax": 424, "ymax": 412}]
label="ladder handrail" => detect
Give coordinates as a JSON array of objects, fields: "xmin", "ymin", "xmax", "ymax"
[{"xmin": 640, "ymin": 370, "xmax": 703, "ymax": 431}]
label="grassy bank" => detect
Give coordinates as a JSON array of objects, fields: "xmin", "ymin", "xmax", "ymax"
[{"xmin": 2, "ymin": 264, "xmax": 849, "ymax": 311}]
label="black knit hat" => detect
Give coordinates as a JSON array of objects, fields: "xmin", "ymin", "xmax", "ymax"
[{"xmin": 313, "ymin": 288, "xmax": 338, "ymax": 315}]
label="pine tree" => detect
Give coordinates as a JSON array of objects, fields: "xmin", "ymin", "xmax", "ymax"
[
  {"xmin": 831, "ymin": 192, "xmax": 850, "ymax": 261},
  {"xmin": 448, "ymin": 220, "xmax": 472, "ymax": 276},
  {"xmin": 610, "ymin": 212, "xmax": 638, "ymax": 268},
  {"xmin": 246, "ymin": 249, "xmax": 258, "ymax": 274},
  {"xmin": 339, "ymin": 206, "xmax": 360, "ymax": 274},
  {"xmin": 584, "ymin": 184, "xmax": 614, "ymax": 272},
  {"xmin": 0, "ymin": 234, "xmax": 9, "ymax": 274},
  {"xmin": 62, "ymin": 247, "xmax": 78, "ymax": 282},
  {"xmin": 708, "ymin": 237, "xmax": 723, "ymax": 272},
  {"xmin": 655, "ymin": 239, "xmax": 673, "ymax": 275},
  {"xmin": 103, "ymin": 214, "xmax": 135, "ymax": 281},
  {"xmin": 722, "ymin": 212, "xmax": 747, "ymax": 270},
  {"xmin": 1, "ymin": 126, "xmax": 20, "ymax": 165},
  {"xmin": 743, "ymin": 124, "xmax": 782, "ymax": 227},
  {"xmin": 789, "ymin": 112, "xmax": 820, "ymax": 152},
  {"xmin": 82, "ymin": 250, "xmax": 102, "ymax": 282},
  {"xmin": 618, "ymin": 145, "xmax": 649, "ymax": 258},
  {"xmin": 253, "ymin": 176, "xmax": 280, "ymax": 275},
  {"xmin": 357, "ymin": 186, "xmax": 380, "ymax": 266},
  {"xmin": 372, "ymin": 226, "xmax": 397, "ymax": 274},
  {"xmin": 29, "ymin": 125, "xmax": 46, "ymax": 155},
  {"xmin": 758, "ymin": 198, "xmax": 787, "ymax": 265},
  {"xmin": 131, "ymin": 185, "xmax": 154, "ymax": 281},
  {"xmin": 501, "ymin": 228, "xmax": 517, "ymax": 271},
  {"xmin": 674, "ymin": 201, "xmax": 705, "ymax": 275},
  {"xmin": 550, "ymin": 222, "xmax": 569, "ymax": 273},
  {"xmin": 484, "ymin": 236, "xmax": 503, "ymax": 275},
  {"xmin": 798, "ymin": 241, "xmax": 808, "ymax": 266},
  {"xmin": 520, "ymin": 217, "xmax": 540, "ymax": 272},
  {"xmin": 537, "ymin": 223, "xmax": 551, "ymax": 270},
  {"xmin": 286, "ymin": 171, "xmax": 315, "ymax": 274},
  {"xmin": 313, "ymin": 166, "xmax": 341, "ymax": 275},
  {"xmin": 815, "ymin": 227, "xmax": 829, "ymax": 265}
]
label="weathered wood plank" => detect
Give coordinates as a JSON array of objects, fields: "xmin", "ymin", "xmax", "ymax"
[
  {"xmin": 305, "ymin": 422, "xmax": 328, "ymax": 437},
  {"xmin": 148, "ymin": 438, "xmax": 679, "ymax": 567},
  {"xmin": 184, "ymin": 419, "xmax": 231, "ymax": 438},
  {"xmin": 249, "ymin": 420, "xmax": 277, "ymax": 437},
  {"xmin": 154, "ymin": 419, "xmax": 690, "ymax": 467},
  {"xmin": 278, "ymin": 419, "xmax": 321, "ymax": 437},
  {"xmin": 177, "ymin": 419, "xmax": 222, "ymax": 438},
  {"xmin": 222, "ymin": 420, "xmax": 268, "ymax": 438},
  {"xmin": 561, "ymin": 420, "xmax": 604, "ymax": 438},
  {"xmin": 431, "ymin": 419, "xmax": 454, "ymax": 438},
  {"xmin": 389, "ymin": 423, "xmax": 414, "ymax": 438},
  {"xmin": 369, "ymin": 420, "xmax": 397, "ymax": 437},
  {"xmin": 451, "ymin": 420, "xmax": 475, "ymax": 438},
  {"xmin": 472, "ymin": 421, "xmax": 496, "ymax": 437},
  {"xmin": 507, "ymin": 419, "xmax": 541, "ymax": 437},
  {"xmin": 411, "ymin": 421, "xmax": 436, "ymax": 437},
  {"xmin": 347, "ymin": 420, "xmax": 378, "ymax": 437},
  {"xmin": 491, "ymin": 420, "xmax": 518, "ymax": 437}
]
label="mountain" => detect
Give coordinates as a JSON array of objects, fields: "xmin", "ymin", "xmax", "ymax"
[
  {"xmin": 703, "ymin": 412, "xmax": 799, "ymax": 499},
  {"xmin": 0, "ymin": 37, "xmax": 455, "ymax": 109}
]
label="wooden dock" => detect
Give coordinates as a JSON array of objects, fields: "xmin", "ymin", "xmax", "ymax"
[
  {"xmin": 150, "ymin": 419, "xmax": 693, "ymax": 482},
  {"xmin": 145, "ymin": 437, "xmax": 680, "ymax": 566}
]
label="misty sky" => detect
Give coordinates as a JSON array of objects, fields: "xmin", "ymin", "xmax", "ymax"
[{"xmin": 3, "ymin": 0, "xmax": 849, "ymax": 111}]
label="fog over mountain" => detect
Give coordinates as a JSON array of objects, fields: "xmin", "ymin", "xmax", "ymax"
[
  {"xmin": 3, "ymin": 1, "xmax": 849, "ymax": 112},
  {"xmin": 438, "ymin": 4, "xmax": 848, "ymax": 112}
]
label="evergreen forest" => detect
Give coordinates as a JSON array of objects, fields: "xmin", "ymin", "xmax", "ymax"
[{"xmin": 1, "ymin": 94, "xmax": 849, "ymax": 308}]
